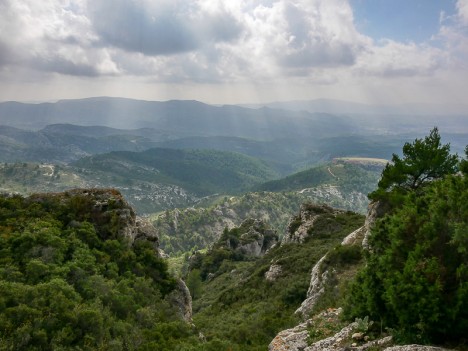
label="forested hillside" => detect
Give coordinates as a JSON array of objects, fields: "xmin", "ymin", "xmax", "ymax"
[
  {"xmin": 257, "ymin": 161, "xmax": 382, "ymax": 194},
  {"xmin": 74, "ymin": 148, "xmax": 279, "ymax": 196},
  {"xmin": 0, "ymin": 189, "xmax": 201, "ymax": 349}
]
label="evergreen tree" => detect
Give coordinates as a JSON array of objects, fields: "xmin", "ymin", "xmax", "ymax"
[
  {"xmin": 345, "ymin": 130, "xmax": 468, "ymax": 344},
  {"xmin": 370, "ymin": 127, "xmax": 458, "ymax": 202}
]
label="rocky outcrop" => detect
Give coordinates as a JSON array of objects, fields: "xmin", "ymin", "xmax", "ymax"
[
  {"xmin": 295, "ymin": 254, "xmax": 332, "ymax": 318},
  {"xmin": 295, "ymin": 202, "xmax": 384, "ymax": 320},
  {"xmin": 269, "ymin": 320, "xmax": 310, "ymax": 351},
  {"xmin": 269, "ymin": 308, "xmax": 394, "ymax": 351},
  {"xmin": 341, "ymin": 225, "xmax": 366, "ymax": 246},
  {"xmin": 167, "ymin": 279, "xmax": 193, "ymax": 323},
  {"xmin": 362, "ymin": 200, "xmax": 388, "ymax": 249},
  {"xmin": 384, "ymin": 346, "xmax": 451, "ymax": 351},
  {"xmin": 224, "ymin": 218, "xmax": 279, "ymax": 257},
  {"xmin": 34, "ymin": 188, "xmax": 161, "ymax": 251},
  {"xmin": 282, "ymin": 203, "xmax": 344, "ymax": 244},
  {"xmin": 265, "ymin": 263, "xmax": 282, "ymax": 282}
]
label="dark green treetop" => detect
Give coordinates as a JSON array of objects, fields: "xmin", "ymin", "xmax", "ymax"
[{"xmin": 370, "ymin": 127, "xmax": 458, "ymax": 201}]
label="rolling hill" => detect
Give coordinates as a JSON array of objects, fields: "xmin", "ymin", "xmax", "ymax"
[{"xmin": 73, "ymin": 148, "xmax": 280, "ymax": 196}]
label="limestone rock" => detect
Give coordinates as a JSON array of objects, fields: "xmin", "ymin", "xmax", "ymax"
[
  {"xmin": 341, "ymin": 225, "xmax": 366, "ymax": 246},
  {"xmin": 225, "ymin": 218, "xmax": 279, "ymax": 257},
  {"xmin": 383, "ymin": 346, "xmax": 451, "ymax": 351},
  {"xmin": 295, "ymin": 254, "xmax": 331, "ymax": 318},
  {"xmin": 352, "ymin": 332, "xmax": 364, "ymax": 340},
  {"xmin": 269, "ymin": 318, "xmax": 358, "ymax": 351},
  {"xmin": 265, "ymin": 264, "xmax": 282, "ymax": 282},
  {"xmin": 362, "ymin": 200, "xmax": 389, "ymax": 249},
  {"xmin": 166, "ymin": 279, "xmax": 193, "ymax": 323},
  {"xmin": 268, "ymin": 320, "xmax": 310, "ymax": 351},
  {"xmin": 282, "ymin": 203, "xmax": 343, "ymax": 245}
]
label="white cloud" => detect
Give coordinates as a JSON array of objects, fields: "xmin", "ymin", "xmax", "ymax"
[
  {"xmin": 0, "ymin": 0, "xmax": 467, "ymax": 105},
  {"xmin": 354, "ymin": 40, "xmax": 445, "ymax": 77},
  {"xmin": 457, "ymin": 0, "xmax": 468, "ymax": 26},
  {"xmin": 0, "ymin": 0, "xmax": 118, "ymax": 76}
]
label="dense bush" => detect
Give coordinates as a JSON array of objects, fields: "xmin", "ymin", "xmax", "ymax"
[
  {"xmin": 0, "ymin": 193, "xmax": 201, "ymax": 350},
  {"xmin": 345, "ymin": 130, "xmax": 468, "ymax": 345}
]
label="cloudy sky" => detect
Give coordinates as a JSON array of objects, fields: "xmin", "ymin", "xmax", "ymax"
[{"xmin": 1, "ymin": 0, "xmax": 468, "ymax": 105}]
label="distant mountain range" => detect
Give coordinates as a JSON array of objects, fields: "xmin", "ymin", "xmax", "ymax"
[
  {"xmin": 0, "ymin": 97, "xmax": 356, "ymax": 140},
  {"xmin": 243, "ymin": 98, "xmax": 468, "ymax": 116}
]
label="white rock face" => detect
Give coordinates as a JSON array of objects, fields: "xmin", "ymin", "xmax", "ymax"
[
  {"xmin": 269, "ymin": 318, "xmax": 396, "ymax": 351},
  {"xmin": 362, "ymin": 200, "xmax": 388, "ymax": 249},
  {"xmin": 282, "ymin": 204, "xmax": 343, "ymax": 245},
  {"xmin": 341, "ymin": 225, "xmax": 366, "ymax": 246},
  {"xmin": 268, "ymin": 320, "xmax": 310, "ymax": 351},
  {"xmin": 295, "ymin": 254, "xmax": 330, "ymax": 318},
  {"xmin": 269, "ymin": 317, "xmax": 359, "ymax": 351},
  {"xmin": 265, "ymin": 264, "xmax": 282, "ymax": 282}
]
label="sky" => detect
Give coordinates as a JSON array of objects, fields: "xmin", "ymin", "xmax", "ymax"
[{"xmin": 0, "ymin": 0, "xmax": 468, "ymax": 105}]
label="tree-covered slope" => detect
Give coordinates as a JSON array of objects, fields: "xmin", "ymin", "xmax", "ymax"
[
  {"xmin": 74, "ymin": 148, "xmax": 280, "ymax": 196},
  {"xmin": 0, "ymin": 162, "xmax": 200, "ymax": 214},
  {"xmin": 257, "ymin": 161, "xmax": 382, "ymax": 194},
  {"xmin": 0, "ymin": 124, "xmax": 171, "ymax": 164},
  {"xmin": 0, "ymin": 189, "xmax": 203, "ymax": 350}
]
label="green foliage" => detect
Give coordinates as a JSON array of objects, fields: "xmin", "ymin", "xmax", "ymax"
[
  {"xmin": 73, "ymin": 148, "xmax": 279, "ymax": 196},
  {"xmin": 324, "ymin": 244, "xmax": 363, "ymax": 269},
  {"xmin": 0, "ymin": 193, "xmax": 203, "ymax": 350},
  {"xmin": 257, "ymin": 162, "xmax": 381, "ymax": 196},
  {"xmin": 188, "ymin": 210, "xmax": 364, "ymax": 350},
  {"xmin": 186, "ymin": 269, "xmax": 203, "ymax": 299},
  {"xmin": 370, "ymin": 127, "xmax": 458, "ymax": 201},
  {"xmin": 345, "ymin": 132, "xmax": 468, "ymax": 345},
  {"xmin": 461, "ymin": 146, "xmax": 468, "ymax": 175}
]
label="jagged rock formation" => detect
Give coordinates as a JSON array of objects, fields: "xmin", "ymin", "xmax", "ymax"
[
  {"xmin": 271, "ymin": 202, "xmax": 370, "ymax": 348},
  {"xmin": 295, "ymin": 224, "xmax": 366, "ymax": 319},
  {"xmin": 294, "ymin": 254, "xmax": 332, "ymax": 318},
  {"xmin": 269, "ymin": 309, "xmax": 394, "ymax": 351},
  {"xmin": 282, "ymin": 203, "xmax": 344, "ymax": 244},
  {"xmin": 269, "ymin": 200, "xmax": 454, "ymax": 351},
  {"xmin": 341, "ymin": 225, "xmax": 366, "ymax": 246},
  {"xmin": 223, "ymin": 218, "xmax": 279, "ymax": 257}
]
